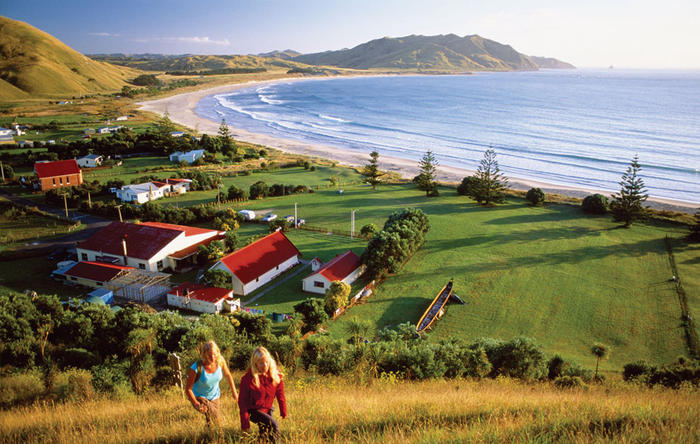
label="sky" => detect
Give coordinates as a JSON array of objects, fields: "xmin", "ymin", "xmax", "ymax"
[{"xmin": 2, "ymin": 0, "xmax": 700, "ymax": 68}]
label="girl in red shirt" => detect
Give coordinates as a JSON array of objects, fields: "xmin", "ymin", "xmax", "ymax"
[{"xmin": 238, "ymin": 346, "xmax": 287, "ymax": 442}]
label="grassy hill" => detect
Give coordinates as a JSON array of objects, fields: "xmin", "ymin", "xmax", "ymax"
[
  {"xmin": 0, "ymin": 376, "xmax": 696, "ymax": 443},
  {"xmin": 89, "ymin": 53, "xmax": 309, "ymax": 73},
  {"xmin": 293, "ymin": 34, "xmax": 572, "ymax": 71},
  {"xmin": 0, "ymin": 16, "xmax": 139, "ymax": 98}
]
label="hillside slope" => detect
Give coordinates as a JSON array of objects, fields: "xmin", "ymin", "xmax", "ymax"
[
  {"xmin": 90, "ymin": 53, "xmax": 306, "ymax": 72},
  {"xmin": 294, "ymin": 34, "xmax": 572, "ymax": 71},
  {"xmin": 0, "ymin": 16, "xmax": 138, "ymax": 97}
]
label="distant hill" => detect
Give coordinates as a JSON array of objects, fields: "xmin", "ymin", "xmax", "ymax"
[
  {"xmin": 529, "ymin": 56, "xmax": 575, "ymax": 69},
  {"xmin": 257, "ymin": 49, "xmax": 302, "ymax": 60},
  {"xmin": 293, "ymin": 34, "xmax": 573, "ymax": 71},
  {"xmin": 0, "ymin": 16, "xmax": 139, "ymax": 98},
  {"xmin": 90, "ymin": 53, "xmax": 305, "ymax": 72}
]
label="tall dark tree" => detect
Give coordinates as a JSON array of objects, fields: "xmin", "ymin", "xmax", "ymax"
[
  {"xmin": 413, "ymin": 150, "xmax": 438, "ymax": 196},
  {"xmin": 361, "ymin": 151, "xmax": 383, "ymax": 190},
  {"xmin": 610, "ymin": 155, "xmax": 648, "ymax": 227},
  {"xmin": 218, "ymin": 119, "xmax": 235, "ymax": 156},
  {"xmin": 472, "ymin": 147, "xmax": 509, "ymax": 205},
  {"xmin": 156, "ymin": 111, "xmax": 175, "ymax": 138},
  {"xmin": 591, "ymin": 342, "xmax": 609, "ymax": 380}
]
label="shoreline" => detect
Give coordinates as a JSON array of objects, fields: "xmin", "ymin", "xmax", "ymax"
[{"xmin": 138, "ymin": 78, "xmax": 699, "ymax": 213}]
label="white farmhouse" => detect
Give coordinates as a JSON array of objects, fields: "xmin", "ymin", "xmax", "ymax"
[
  {"xmin": 76, "ymin": 154, "xmax": 103, "ymax": 168},
  {"xmin": 302, "ymin": 250, "xmax": 365, "ymax": 294},
  {"xmin": 209, "ymin": 231, "xmax": 301, "ymax": 296},
  {"xmin": 169, "ymin": 149, "xmax": 205, "ymax": 164},
  {"xmin": 114, "ymin": 179, "xmax": 191, "ymax": 204},
  {"xmin": 76, "ymin": 221, "xmax": 224, "ymax": 273},
  {"xmin": 167, "ymin": 282, "xmax": 240, "ymax": 314}
]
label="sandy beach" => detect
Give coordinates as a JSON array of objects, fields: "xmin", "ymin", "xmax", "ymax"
[{"xmin": 138, "ymin": 79, "xmax": 698, "ymax": 213}]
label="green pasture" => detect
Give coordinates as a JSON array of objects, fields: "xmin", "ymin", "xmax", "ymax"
[
  {"xmin": 0, "ymin": 257, "xmax": 84, "ymax": 299},
  {"xmin": 221, "ymin": 183, "xmax": 695, "ymax": 370}
]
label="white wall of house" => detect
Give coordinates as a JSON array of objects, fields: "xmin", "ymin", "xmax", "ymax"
[
  {"xmin": 167, "ymin": 293, "xmax": 224, "ymax": 313},
  {"xmin": 211, "ymin": 255, "xmax": 299, "ymax": 296},
  {"xmin": 301, "ymin": 264, "xmax": 365, "ymax": 294},
  {"xmin": 76, "ymin": 156, "xmax": 102, "ymax": 168}
]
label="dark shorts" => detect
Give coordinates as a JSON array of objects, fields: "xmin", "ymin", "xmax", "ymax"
[{"xmin": 195, "ymin": 396, "xmax": 221, "ymax": 426}]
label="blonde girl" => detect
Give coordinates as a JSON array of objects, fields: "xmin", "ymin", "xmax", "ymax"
[
  {"xmin": 238, "ymin": 347, "xmax": 287, "ymax": 442},
  {"xmin": 185, "ymin": 340, "xmax": 238, "ymax": 426}
]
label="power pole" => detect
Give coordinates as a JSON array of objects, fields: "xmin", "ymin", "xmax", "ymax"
[
  {"xmin": 0, "ymin": 160, "xmax": 5, "ymax": 182},
  {"xmin": 115, "ymin": 204, "xmax": 123, "ymax": 222},
  {"xmin": 294, "ymin": 202, "xmax": 298, "ymax": 228},
  {"xmin": 61, "ymin": 193, "xmax": 69, "ymax": 219},
  {"xmin": 87, "ymin": 191, "xmax": 92, "ymax": 208},
  {"xmin": 351, "ymin": 209, "xmax": 356, "ymax": 238}
]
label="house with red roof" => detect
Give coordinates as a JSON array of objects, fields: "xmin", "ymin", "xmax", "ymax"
[
  {"xmin": 167, "ymin": 282, "xmax": 240, "ymax": 314},
  {"xmin": 114, "ymin": 178, "xmax": 192, "ymax": 204},
  {"xmin": 52, "ymin": 260, "xmax": 134, "ymax": 288},
  {"xmin": 302, "ymin": 250, "xmax": 365, "ymax": 294},
  {"xmin": 76, "ymin": 221, "xmax": 224, "ymax": 273},
  {"xmin": 209, "ymin": 230, "xmax": 301, "ymax": 296},
  {"xmin": 34, "ymin": 159, "xmax": 83, "ymax": 191}
]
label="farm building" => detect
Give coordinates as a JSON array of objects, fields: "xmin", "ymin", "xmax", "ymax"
[
  {"xmin": 115, "ymin": 178, "xmax": 192, "ymax": 203},
  {"xmin": 34, "ymin": 159, "xmax": 83, "ymax": 191},
  {"xmin": 302, "ymin": 250, "xmax": 365, "ymax": 294},
  {"xmin": 169, "ymin": 149, "xmax": 204, "ymax": 164},
  {"xmin": 209, "ymin": 231, "xmax": 301, "ymax": 296},
  {"xmin": 167, "ymin": 282, "xmax": 240, "ymax": 314},
  {"xmin": 76, "ymin": 221, "xmax": 224, "ymax": 273},
  {"xmin": 76, "ymin": 154, "xmax": 103, "ymax": 168},
  {"xmin": 52, "ymin": 260, "xmax": 133, "ymax": 288}
]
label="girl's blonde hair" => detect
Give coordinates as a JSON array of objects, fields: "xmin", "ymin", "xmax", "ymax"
[
  {"xmin": 197, "ymin": 340, "xmax": 227, "ymax": 369},
  {"xmin": 249, "ymin": 346, "xmax": 281, "ymax": 387}
]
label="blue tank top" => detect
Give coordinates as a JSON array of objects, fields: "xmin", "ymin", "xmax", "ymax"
[{"xmin": 190, "ymin": 361, "xmax": 222, "ymax": 400}]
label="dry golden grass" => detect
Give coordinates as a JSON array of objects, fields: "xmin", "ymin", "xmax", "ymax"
[{"xmin": 1, "ymin": 376, "xmax": 697, "ymax": 443}]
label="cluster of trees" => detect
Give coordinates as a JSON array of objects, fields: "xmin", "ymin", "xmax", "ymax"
[
  {"xmin": 246, "ymin": 181, "xmax": 311, "ymax": 200},
  {"xmin": 457, "ymin": 148, "xmax": 510, "ymax": 205},
  {"xmin": 622, "ymin": 357, "xmax": 700, "ymax": 389},
  {"xmin": 362, "ymin": 208, "xmax": 430, "ymax": 279},
  {"xmin": 165, "ymin": 67, "xmax": 266, "ymax": 76}
]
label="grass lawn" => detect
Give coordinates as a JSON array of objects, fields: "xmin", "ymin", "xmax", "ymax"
[
  {"xmin": 223, "ymin": 183, "xmax": 695, "ymax": 371},
  {"xmin": 0, "ymin": 257, "xmax": 84, "ymax": 299},
  {"xmin": 0, "ymin": 209, "xmax": 80, "ymax": 250}
]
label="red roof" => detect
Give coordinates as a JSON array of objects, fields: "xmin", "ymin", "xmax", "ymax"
[
  {"xmin": 65, "ymin": 261, "xmax": 133, "ymax": 282},
  {"xmin": 308, "ymin": 250, "xmax": 362, "ymax": 282},
  {"xmin": 34, "ymin": 159, "xmax": 81, "ymax": 178},
  {"xmin": 169, "ymin": 282, "xmax": 233, "ymax": 303},
  {"xmin": 78, "ymin": 221, "xmax": 183, "ymax": 260},
  {"xmin": 140, "ymin": 221, "xmax": 218, "ymax": 237},
  {"xmin": 219, "ymin": 231, "xmax": 300, "ymax": 284}
]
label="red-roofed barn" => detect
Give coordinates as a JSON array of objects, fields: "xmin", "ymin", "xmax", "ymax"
[
  {"xmin": 76, "ymin": 221, "xmax": 224, "ymax": 272},
  {"xmin": 167, "ymin": 282, "xmax": 240, "ymax": 314},
  {"xmin": 34, "ymin": 159, "xmax": 83, "ymax": 191},
  {"xmin": 209, "ymin": 231, "xmax": 301, "ymax": 296},
  {"xmin": 302, "ymin": 250, "xmax": 365, "ymax": 294}
]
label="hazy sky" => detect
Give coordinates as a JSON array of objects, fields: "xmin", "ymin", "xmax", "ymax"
[{"xmin": 3, "ymin": 0, "xmax": 699, "ymax": 68}]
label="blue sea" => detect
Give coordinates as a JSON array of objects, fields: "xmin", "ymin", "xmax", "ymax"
[{"xmin": 195, "ymin": 70, "xmax": 700, "ymax": 204}]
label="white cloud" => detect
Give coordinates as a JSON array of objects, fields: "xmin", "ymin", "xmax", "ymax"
[
  {"xmin": 89, "ymin": 32, "xmax": 121, "ymax": 37},
  {"xmin": 130, "ymin": 36, "xmax": 230, "ymax": 46}
]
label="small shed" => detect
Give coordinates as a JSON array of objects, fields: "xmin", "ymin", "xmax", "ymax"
[{"xmin": 88, "ymin": 288, "xmax": 114, "ymax": 305}]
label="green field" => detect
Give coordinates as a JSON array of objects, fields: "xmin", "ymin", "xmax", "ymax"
[{"xmin": 214, "ymin": 183, "xmax": 695, "ymax": 371}]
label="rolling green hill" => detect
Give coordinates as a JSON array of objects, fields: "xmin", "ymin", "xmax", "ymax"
[
  {"xmin": 294, "ymin": 34, "xmax": 573, "ymax": 71},
  {"xmin": 0, "ymin": 16, "xmax": 139, "ymax": 98},
  {"xmin": 89, "ymin": 53, "xmax": 307, "ymax": 72}
]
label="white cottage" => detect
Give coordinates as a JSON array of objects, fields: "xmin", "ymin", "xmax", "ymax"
[
  {"xmin": 302, "ymin": 250, "xmax": 364, "ymax": 294},
  {"xmin": 167, "ymin": 282, "xmax": 240, "ymax": 314},
  {"xmin": 76, "ymin": 154, "xmax": 103, "ymax": 168},
  {"xmin": 209, "ymin": 231, "xmax": 301, "ymax": 296}
]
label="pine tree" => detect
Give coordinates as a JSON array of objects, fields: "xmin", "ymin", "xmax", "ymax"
[
  {"xmin": 361, "ymin": 151, "xmax": 383, "ymax": 190},
  {"xmin": 610, "ymin": 155, "xmax": 648, "ymax": 227},
  {"xmin": 218, "ymin": 119, "xmax": 235, "ymax": 156},
  {"xmin": 413, "ymin": 150, "xmax": 438, "ymax": 196},
  {"xmin": 473, "ymin": 147, "xmax": 509, "ymax": 205}
]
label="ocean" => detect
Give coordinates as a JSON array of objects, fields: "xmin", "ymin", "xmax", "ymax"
[{"xmin": 195, "ymin": 70, "xmax": 700, "ymax": 204}]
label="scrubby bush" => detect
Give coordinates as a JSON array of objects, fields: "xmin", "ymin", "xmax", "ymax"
[
  {"xmin": 55, "ymin": 368, "xmax": 96, "ymax": 402},
  {"xmin": 360, "ymin": 223, "xmax": 378, "ymax": 239},
  {"xmin": 457, "ymin": 176, "xmax": 480, "ymax": 197},
  {"xmin": 294, "ymin": 298, "xmax": 328, "ymax": 334},
  {"xmin": 249, "ymin": 181, "xmax": 269, "ymax": 199},
  {"xmin": 526, "ymin": 187, "xmax": 546, "ymax": 205},
  {"xmin": 324, "ymin": 281, "xmax": 351, "ymax": 316},
  {"xmin": 473, "ymin": 336, "xmax": 545, "ymax": 379},
  {"xmin": 269, "ymin": 219, "xmax": 290, "ymax": 233},
  {"xmin": 59, "ymin": 348, "xmax": 99, "ymax": 369},
  {"xmin": 554, "ymin": 375, "xmax": 586, "ymax": 389},
  {"xmin": 0, "ymin": 370, "xmax": 45, "ymax": 406},
  {"xmin": 623, "ymin": 360, "xmax": 654, "ymax": 381},
  {"xmin": 582, "ymin": 194, "xmax": 609, "ymax": 214},
  {"xmin": 91, "ymin": 358, "xmax": 131, "ymax": 395}
]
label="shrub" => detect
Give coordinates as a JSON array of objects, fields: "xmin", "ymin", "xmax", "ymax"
[
  {"xmin": 59, "ymin": 347, "xmax": 99, "ymax": 369},
  {"xmin": 622, "ymin": 360, "xmax": 654, "ymax": 381},
  {"xmin": 269, "ymin": 219, "xmax": 290, "ymax": 233},
  {"xmin": 249, "ymin": 181, "xmax": 269, "ymax": 199},
  {"xmin": 582, "ymin": 194, "xmax": 609, "ymax": 214},
  {"xmin": 554, "ymin": 375, "xmax": 586, "ymax": 389},
  {"xmin": 547, "ymin": 354, "xmax": 567, "ymax": 380},
  {"xmin": 0, "ymin": 370, "xmax": 45, "ymax": 406},
  {"xmin": 360, "ymin": 223, "xmax": 378, "ymax": 239},
  {"xmin": 91, "ymin": 358, "xmax": 131, "ymax": 395},
  {"xmin": 526, "ymin": 187, "xmax": 545, "ymax": 205},
  {"xmin": 324, "ymin": 281, "xmax": 351, "ymax": 316},
  {"xmin": 474, "ymin": 336, "xmax": 545, "ymax": 379},
  {"xmin": 54, "ymin": 368, "xmax": 96, "ymax": 402},
  {"xmin": 294, "ymin": 298, "xmax": 329, "ymax": 334}
]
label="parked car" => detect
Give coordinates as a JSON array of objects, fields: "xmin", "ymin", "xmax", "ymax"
[
  {"xmin": 296, "ymin": 218, "xmax": 306, "ymax": 226},
  {"xmin": 262, "ymin": 213, "xmax": 277, "ymax": 222},
  {"xmin": 284, "ymin": 215, "xmax": 295, "ymax": 223},
  {"xmin": 238, "ymin": 210, "xmax": 256, "ymax": 221}
]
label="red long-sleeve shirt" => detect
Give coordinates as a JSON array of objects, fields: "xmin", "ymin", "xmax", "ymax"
[{"xmin": 238, "ymin": 370, "xmax": 287, "ymax": 430}]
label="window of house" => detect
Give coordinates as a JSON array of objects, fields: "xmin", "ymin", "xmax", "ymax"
[
  {"xmin": 59, "ymin": 177, "xmax": 63, "ymax": 184},
  {"xmin": 256, "ymin": 277, "xmax": 259, "ymax": 282},
  {"xmin": 66, "ymin": 176, "xmax": 70, "ymax": 184},
  {"xmin": 157, "ymin": 260, "xmax": 163, "ymax": 269},
  {"xmin": 314, "ymin": 281, "xmax": 325, "ymax": 288},
  {"xmin": 276, "ymin": 265, "xmax": 279, "ymax": 270},
  {"xmin": 70, "ymin": 276, "xmax": 77, "ymax": 281},
  {"xmin": 53, "ymin": 178, "xmax": 56, "ymax": 185},
  {"xmin": 139, "ymin": 263, "xmax": 146, "ymax": 270},
  {"xmin": 81, "ymin": 253, "xmax": 88, "ymax": 261},
  {"xmin": 96, "ymin": 282, "xmax": 103, "ymax": 286}
]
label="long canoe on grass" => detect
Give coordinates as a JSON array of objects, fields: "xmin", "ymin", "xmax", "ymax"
[{"xmin": 416, "ymin": 279, "xmax": 453, "ymax": 334}]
